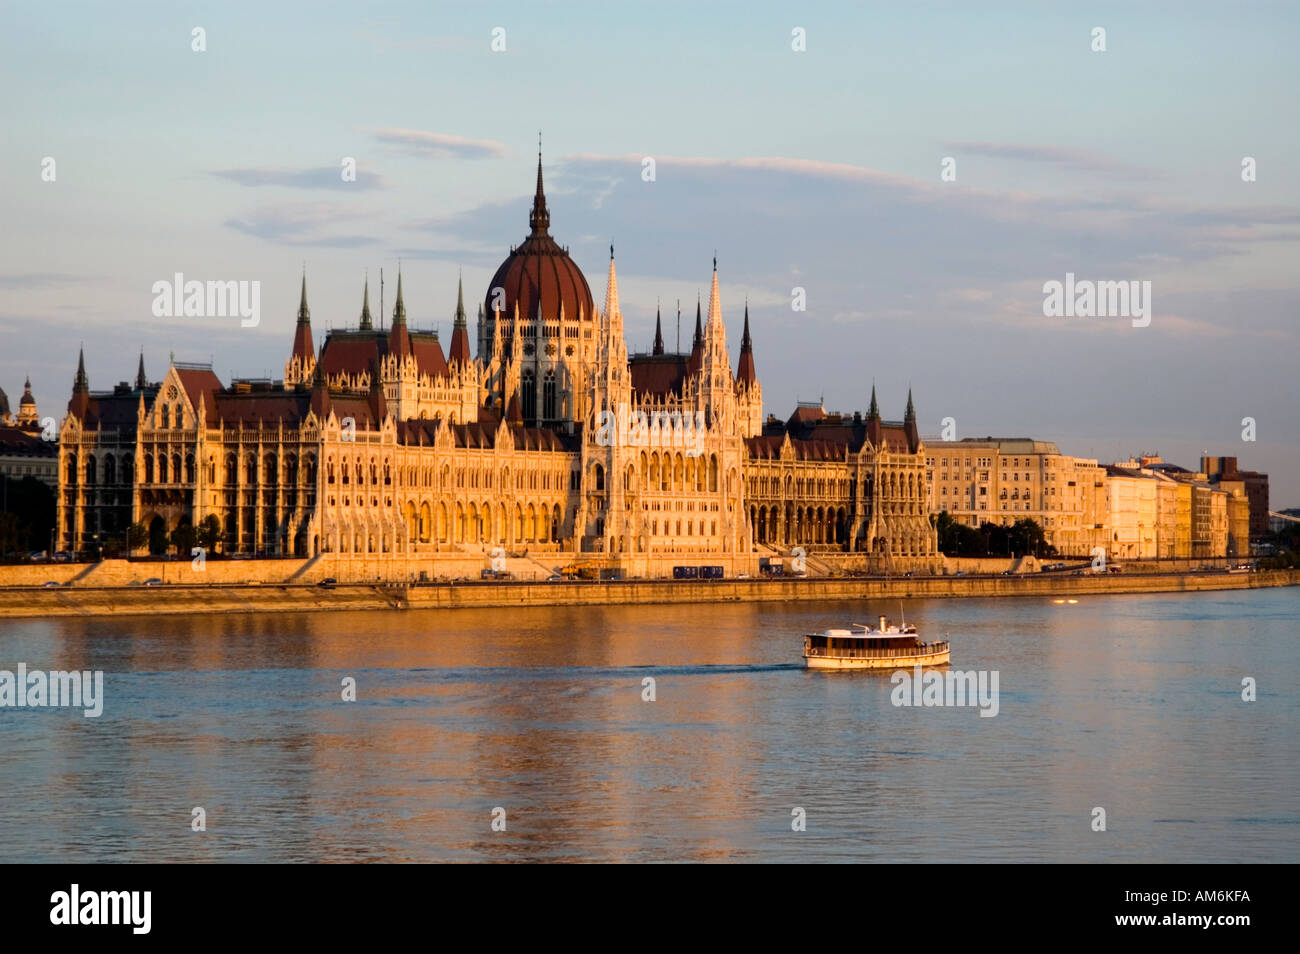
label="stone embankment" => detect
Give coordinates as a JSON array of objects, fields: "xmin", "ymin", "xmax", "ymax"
[{"xmin": 0, "ymin": 569, "xmax": 1294, "ymax": 619}]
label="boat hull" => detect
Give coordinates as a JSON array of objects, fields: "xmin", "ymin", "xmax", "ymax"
[{"xmin": 804, "ymin": 648, "xmax": 951, "ymax": 670}]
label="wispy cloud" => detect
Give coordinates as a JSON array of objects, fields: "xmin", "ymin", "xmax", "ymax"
[
  {"xmin": 211, "ymin": 166, "xmax": 389, "ymax": 191},
  {"xmin": 0, "ymin": 272, "xmax": 93, "ymax": 290},
  {"xmin": 224, "ymin": 203, "xmax": 379, "ymax": 248},
  {"xmin": 371, "ymin": 129, "xmax": 508, "ymax": 160},
  {"xmin": 941, "ymin": 141, "xmax": 1152, "ymax": 179}
]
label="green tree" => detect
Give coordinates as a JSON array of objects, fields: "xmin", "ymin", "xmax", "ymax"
[
  {"xmin": 198, "ymin": 514, "xmax": 221, "ymax": 554},
  {"xmin": 127, "ymin": 522, "xmax": 148, "ymax": 552},
  {"xmin": 170, "ymin": 522, "xmax": 198, "ymax": 558}
]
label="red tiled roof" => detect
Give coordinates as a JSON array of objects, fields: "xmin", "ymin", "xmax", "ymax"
[
  {"xmin": 175, "ymin": 366, "xmax": 223, "ymax": 420},
  {"xmin": 629, "ymin": 354, "xmax": 688, "ymax": 399}
]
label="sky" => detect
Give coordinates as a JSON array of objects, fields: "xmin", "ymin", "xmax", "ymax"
[{"xmin": 2, "ymin": 1, "xmax": 1297, "ymax": 503}]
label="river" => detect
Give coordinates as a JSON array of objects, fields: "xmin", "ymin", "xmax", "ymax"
[{"xmin": 1, "ymin": 588, "xmax": 1296, "ymax": 862}]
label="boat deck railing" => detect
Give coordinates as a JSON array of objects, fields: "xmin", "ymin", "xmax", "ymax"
[{"xmin": 804, "ymin": 639, "xmax": 950, "ymax": 660}]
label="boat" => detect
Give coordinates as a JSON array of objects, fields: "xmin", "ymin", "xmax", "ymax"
[{"xmin": 803, "ymin": 615, "xmax": 950, "ymax": 670}]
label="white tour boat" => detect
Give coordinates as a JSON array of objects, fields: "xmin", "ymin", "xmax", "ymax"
[{"xmin": 803, "ymin": 615, "xmax": 951, "ymax": 670}]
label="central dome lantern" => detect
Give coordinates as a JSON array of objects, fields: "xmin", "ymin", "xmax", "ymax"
[{"xmin": 485, "ymin": 152, "xmax": 596, "ymax": 324}]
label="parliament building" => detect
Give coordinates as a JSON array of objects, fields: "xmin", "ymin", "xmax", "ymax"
[{"xmin": 56, "ymin": 156, "xmax": 937, "ymax": 576}]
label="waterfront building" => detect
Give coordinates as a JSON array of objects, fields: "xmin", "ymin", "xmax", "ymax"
[
  {"xmin": 0, "ymin": 378, "xmax": 57, "ymax": 491},
  {"xmin": 55, "ymin": 155, "xmax": 934, "ymax": 574},
  {"xmin": 924, "ymin": 438, "xmax": 1106, "ymax": 557}
]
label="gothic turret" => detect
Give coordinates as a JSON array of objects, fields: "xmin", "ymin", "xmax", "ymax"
[
  {"xmin": 736, "ymin": 302, "xmax": 756, "ymax": 387},
  {"xmin": 285, "ymin": 273, "xmax": 316, "ymax": 387},
  {"xmin": 528, "ymin": 148, "xmax": 550, "ymax": 237},
  {"xmin": 17, "ymin": 375, "xmax": 38, "ymax": 427},
  {"xmin": 389, "ymin": 268, "xmax": 412, "ymax": 359},
  {"xmin": 904, "ymin": 387, "xmax": 919, "ymax": 450},
  {"xmin": 687, "ymin": 295, "xmax": 705, "ymax": 375},
  {"xmin": 359, "ymin": 275, "xmax": 373, "ymax": 331},
  {"xmin": 653, "ymin": 305, "xmax": 665, "ymax": 355},
  {"xmin": 448, "ymin": 272, "xmax": 472, "ymax": 367}
]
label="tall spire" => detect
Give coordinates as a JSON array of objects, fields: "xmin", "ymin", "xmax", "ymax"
[
  {"xmin": 706, "ymin": 255, "xmax": 722, "ymax": 329},
  {"xmin": 392, "ymin": 268, "xmax": 406, "ymax": 325},
  {"xmin": 867, "ymin": 383, "xmax": 880, "ymax": 420},
  {"xmin": 905, "ymin": 387, "xmax": 915, "ymax": 421},
  {"xmin": 359, "ymin": 274, "xmax": 373, "ymax": 331},
  {"xmin": 736, "ymin": 301, "xmax": 756, "ymax": 386},
  {"xmin": 73, "ymin": 346, "xmax": 88, "ymax": 393},
  {"xmin": 389, "ymin": 266, "xmax": 411, "ymax": 359},
  {"xmin": 687, "ymin": 294, "xmax": 705, "ymax": 374},
  {"xmin": 449, "ymin": 271, "xmax": 472, "ymax": 366},
  {"xmin": 528, "ymin": 139, "xmax": 550, "ymax": 237},
  {"xmin": 292, "ymin": 271, "xmax": 313, "ymax": 360},
  {"xmin": 135, "ymin": 350, "xmax": 147, "ymax": 389},
  {"xmin": 653, "ymin": 303, "xmax": 664, "ymax": 355},
  {"xmin": 602, "ymin": 245, "xmax": 620, "ymax": 323}
]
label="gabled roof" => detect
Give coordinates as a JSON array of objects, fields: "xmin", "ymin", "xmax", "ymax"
[{"xmin": 629, "ymin": 353, "xmax": 688, "ymax": 399}]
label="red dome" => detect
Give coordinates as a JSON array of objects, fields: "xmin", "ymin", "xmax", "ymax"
[{"xmin": 485, "ymin": 156, "xmax": 595, "ymax": 324}]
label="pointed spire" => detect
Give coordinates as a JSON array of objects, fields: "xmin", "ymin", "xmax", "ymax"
[
  {"xmin": 528, "ymin": 142, "xmax": 550, "ymax": 236},
  {"xmin": 392, "ymin": 268, "xmax": 406, "ymax": 325},
  {"xmin": 291, "ymin": 271, "xmax": 314, "ymax": 360},
  {"xmin": 389, "ymin": 267, "xmax": 411, "ymax": 359},
  {"xmin": 687, "ymin": 294, "xmax": 705, "ymax": 374},
  {"xmin": 73, "ymin": 346, "xmax": 88, "ymax": 393},
  {"xmin": 867, "ymin": 384, "xmax": 880, "ymax": 420},
  {"xmin": 736, "ymin": 302, "xmax": 756, "ymax": 386},
  {"xmin": 603, "ymin": 245, "xmax": 620, "ymax": 323},
  {"xmin": 448, "ymin": 270, "xmax": 472, "ymax": 366},
  {"xmin": 706, "ymin": 256, "xmax": 722, "ymax": 329},
  {"xmin": 135, "ymin": 350, "xmax": 147, "ymax": 389},
  {"xmin": 905, "ymin": 387, "xmax": 915, "ymax": 421},
  {"xmin": 359, "ymin": 274, "xmax": 373, "ymax": 331},
  {"xmin": 653, "ymin": 303, "xmax": 665, "ymax": 355}
]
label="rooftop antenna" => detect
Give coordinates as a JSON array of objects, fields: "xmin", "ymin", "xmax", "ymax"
[
  {"xmin": 676, "ymin": 299, "xmax": 681, "ymax": 354},
  {"xmin": 380, "ymin": 267, "xmax": 385, "ymax": 330}
]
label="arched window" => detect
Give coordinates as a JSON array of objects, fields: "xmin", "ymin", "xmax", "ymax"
[
  {"xmin": 160, "ymin": 405, "xmax": 169, "ymax": 428},
  {"xmin": 542, "ymin": 370, "xmax": 557, "ymax": 420},
  {"xmin": 521, "ymin": 369, "xmax": 536, "ymax": 421}
]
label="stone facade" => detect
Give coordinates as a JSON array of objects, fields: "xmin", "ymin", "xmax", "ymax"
[{"xmin": 56, "ymin": 156, "xmax": 935, "ymax": 573}]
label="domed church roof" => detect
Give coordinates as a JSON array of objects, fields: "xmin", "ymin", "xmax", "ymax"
[{"xmin": 485, "ymin": 152, "xmax": 595, "ymax": 324}]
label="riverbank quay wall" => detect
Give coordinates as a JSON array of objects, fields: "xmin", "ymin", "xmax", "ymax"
[{"xmin": 0, "ymin": 569, "xmax": 1294, "ymax": 619}]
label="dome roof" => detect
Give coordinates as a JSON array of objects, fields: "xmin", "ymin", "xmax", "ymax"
[{"xmin": 485, "ymin": 155, "xmax": 595, "ymax": 324}]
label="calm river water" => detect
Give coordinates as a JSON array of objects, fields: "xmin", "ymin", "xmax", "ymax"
[{"xmin": 1, "ymin": 588, "xmax": 1296, "ymax": 862}]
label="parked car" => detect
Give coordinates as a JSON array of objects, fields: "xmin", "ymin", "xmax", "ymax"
[
  {"xmin": 317, "ymin": 578, "xmax": 337, "ymax": 588},
  {"xmin": 143, "ymin": 578, "xmax": 164, "ymax": 586},
  {"xmin": 42, "ymin": 580, "xmax": 61, "ymax": 588}
]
